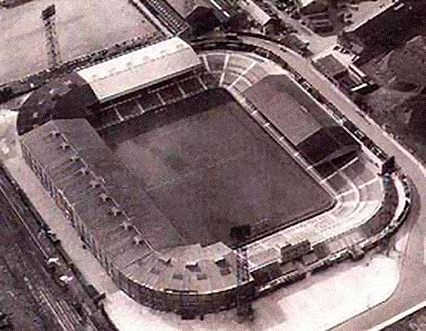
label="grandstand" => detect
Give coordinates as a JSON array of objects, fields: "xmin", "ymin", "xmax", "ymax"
[
  {"xmin": 16, "ymin": 37, "xmax": 407, "ymax": 316},
  {"xmin": 78, "ymin": 37, "xmax": 202, "ymax": 103}
]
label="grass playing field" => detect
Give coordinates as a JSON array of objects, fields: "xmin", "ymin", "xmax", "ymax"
[{"xmin": 101, "ymin": 89, "xmax": 333, "ymax": 246}]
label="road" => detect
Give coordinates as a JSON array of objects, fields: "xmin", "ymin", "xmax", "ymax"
[{"xmin": 240, "ymin": 36, "xmax": 426, "ymax": 330}]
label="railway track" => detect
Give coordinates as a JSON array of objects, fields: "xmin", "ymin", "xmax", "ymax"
[
  {"xmin": 0, "ymin": 172, "xmax": 86, "ymax": 331},
  {"xmin": 0, "ymin": 176, "xmax": 49, "ymax": 259},
  {"xmin": 137, "ymin": 0, "xmax": 190, "ymax": 35}
]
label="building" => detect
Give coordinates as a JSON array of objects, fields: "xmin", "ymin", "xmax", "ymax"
[
  {"xmin": 77, "ymin": 37, "xmax": 202, "ymax": 103},
  {"xmin": 313, "ymin": 54, "xmax": 347, "ymax": 84},
  {"xmin": 339, "ymin": 0, "xmax": 426, "ymax": 57},
  {"xmin": 238, "ymin": 0, "xmax": 279, "ymax": 34},
  {"xmin": 295, "ymin": 0, "xmax": 328, "ymax": 15}
]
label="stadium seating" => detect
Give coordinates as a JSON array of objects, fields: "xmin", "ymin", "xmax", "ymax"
[
  {"xmin": 137, "ymin": 92, "xmax": 162, "ymax": 110},
  {"xmin": 179, "ymin": 76, "xmax": 205, "ymax": 95},
  {"xmin": 87, "ymin": 108, "xmax": 120, "ymax": 129},
  {"xmin": 245, "ymin": 156, "xmax": 384, "ymax": 262},
  {"xmin": 157, "ymin": 85, "xmax": 183, "ymax": 103},
  {"xmin": 88, "ymin": 71, "xmax": 212, "ymax": 131},
  {"xmin": 115, "ymin": 100, "xmax": 142, "ymax": 118},
  {"xmin": 200, "ymin": 50, "xmax": 287, "ymax": 94}
]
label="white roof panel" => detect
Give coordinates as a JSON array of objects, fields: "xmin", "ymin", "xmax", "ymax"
[
  {"xmin": 239, "ymin": 0, "xmax": 271, "ymax": 26},
  {"xmin": 77, "ymin": 38, "xmax": 202, "ymax": 103}
]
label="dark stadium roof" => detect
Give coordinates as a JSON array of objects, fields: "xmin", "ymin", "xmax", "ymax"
[
  {"xmin": 243, "ymin": 74, "xmax": 360, "ymax": 166},
  {"xmin": 297, "ymin": 126, "xmax": 360, "ymax": 165},
  {"xmin": 20, "ymin": 118, "xmax": 241, "ymax": 294},
  {"xmin": 21, "ymin": 119, "xmax": 185, "ymax": 250},
  {"xmin": 17, "ymin": 73, "xmax": 98, "ymax": 136}
]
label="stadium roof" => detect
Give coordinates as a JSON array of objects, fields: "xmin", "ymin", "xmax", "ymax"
[
  {"xmin": 243, "ymin": 74, "xmax": 327, "ymax": 145},
  {"xmin": 243, "ymin": 75, "xmax": 360, "ymax": 166},
  {"xmin": 77, "ymin": 37, "xmax": 202, "ymax": 103},
  {"xmin": 21, "ymin": 119, "xmax": 185, "ymax": 252},
  {"xmin": 170, "ymin": 0, "xmax": 211, "ymax": 18},
  {"xmin": 17, "ymin": 73, "xmax": 97, "ymax": 136}
]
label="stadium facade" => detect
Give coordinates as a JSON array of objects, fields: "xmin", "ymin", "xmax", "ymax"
[{"xmin": 17, "ymin": 37, "xmax": 409, "ymax": 316}]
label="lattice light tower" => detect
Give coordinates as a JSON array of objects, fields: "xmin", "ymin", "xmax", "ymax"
[
  {"xmin": 230, "ymin": 224, "xmax": 253, "ymax": 322},
  {"xmin": 41, "ymin": 5, "xmax": 61, "ymax": 68}
]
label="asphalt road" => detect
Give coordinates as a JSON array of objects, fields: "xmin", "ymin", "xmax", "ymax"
[{"xmin": 241, "ymin": 36, "xmax": 426, "ymax": 330}]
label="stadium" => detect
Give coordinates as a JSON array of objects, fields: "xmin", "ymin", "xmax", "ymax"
[{"xmin": 16, "ymin": 36, "xmax": 410, "ymax": 316}]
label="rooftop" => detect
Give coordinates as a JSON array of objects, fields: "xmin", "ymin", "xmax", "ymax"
[
  {"xmin": 314, "ymin": 54, "xmax": 347, "ymax": 78},
  {"xmin": 344, "ymin": 0, "xmax": 402, "ymax": 34},
  {"xmin": 242, "ymin": 74, "xmax": 360, "ymax": 167},
  {"xmin": 238, "ymin": 0, "xmax": 272, "ymax": 26},
  {"xmin": 77, "ymin": 37, "xmax": 202, "ymax": 103}
]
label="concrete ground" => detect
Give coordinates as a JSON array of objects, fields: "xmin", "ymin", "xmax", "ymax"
[
  {"xmin": 0, "ymin": 0, "xmax": 158, "ymax": 84},
  {"xmin": 104, "ymin": 249, "xmax": 403, "ymax": 331}
]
